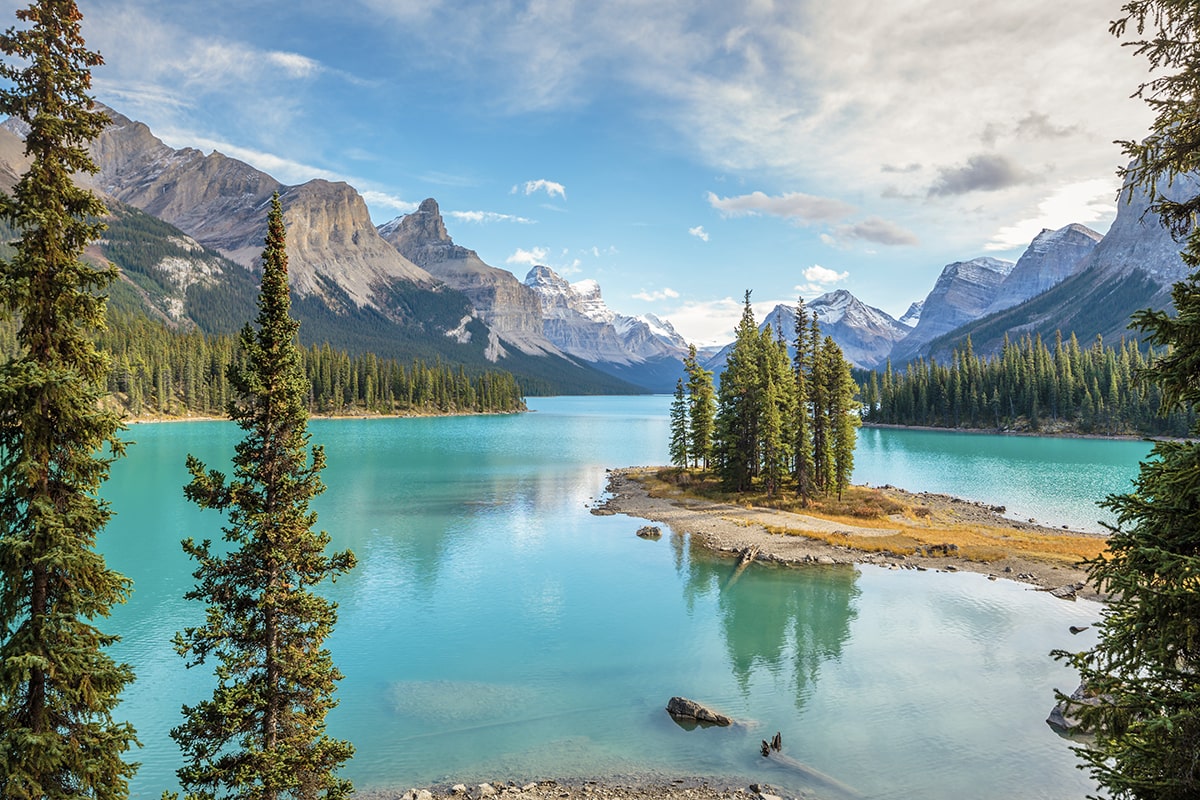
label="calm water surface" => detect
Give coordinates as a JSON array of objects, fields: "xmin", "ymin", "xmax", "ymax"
[
  {"xmin": 854, "ymin": 425, "xmax": 1154, "ymax": 530},
  {"xmin": 102, "ymin": 397, "xmax": 1147, "ymax": 798}
]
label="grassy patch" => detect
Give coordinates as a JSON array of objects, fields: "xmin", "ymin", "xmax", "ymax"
[{"xmin": 640, "ymin": 467, "xmax": 1108, "ymax": 567}]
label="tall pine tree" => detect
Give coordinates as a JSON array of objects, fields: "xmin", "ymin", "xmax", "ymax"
[
  {"xmin": 823, "ymin": 338, "xmax": 860, "ymax": 499},
  {"xmin": 792, "ymin": 299, "xmax": 814, "ymax": 502},
  {"xmin": 683, "ymin": 344, "xmax": 715, "ymax": 470},
  {"xmin": 714, "ymin": 292, "xmax": 762, "ymax": 491},
  {"xmin": 669, "ymin": 377, "xmax": 688, "ymax": 468},
  {"xmin": 172, "ymin": 194, "xmax": 357, "ymax": 800},
  {"xmin": 0, "ymin": 3, "xmax": 138, "ymax": 797},
  {"xmin": 1055, "ymin": 4, "xmax": 1200, "ymax": 798}
]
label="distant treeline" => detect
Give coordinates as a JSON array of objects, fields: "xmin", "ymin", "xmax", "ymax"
[
  {"xmin": 0, "ymin": 312, "xmax": 526, "ymax": 417},
  {"xmin": 862, "ymin": 332, "xmax": 1195, "ymax": 437}
]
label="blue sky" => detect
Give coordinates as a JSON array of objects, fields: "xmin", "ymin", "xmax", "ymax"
[{"xmin": 6, "ymin": 1, "xmax": 1157, "ymax": 344}]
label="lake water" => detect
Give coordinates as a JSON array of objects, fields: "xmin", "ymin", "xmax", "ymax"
[{"xmin": 101, "ymin": 396, "xmax": 1149, "ymax": 798}]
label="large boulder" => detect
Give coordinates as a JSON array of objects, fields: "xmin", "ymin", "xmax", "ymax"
[{"xmin": 666, "ymin": 696, "xmax": 732, "ymax": 726}]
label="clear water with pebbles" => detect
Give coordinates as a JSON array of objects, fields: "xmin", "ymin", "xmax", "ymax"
[{"xmin": 101, "ymin": 396, "xmax": 1145, "ymax": 798}]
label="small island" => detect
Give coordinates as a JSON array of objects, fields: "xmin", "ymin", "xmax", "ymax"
[{"xmin": 595, "ymin": 467, "xmax": 1105, "ymax": 600}]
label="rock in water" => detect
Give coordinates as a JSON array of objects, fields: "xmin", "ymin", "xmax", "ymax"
[
  {"xmin": 1047, "ymin": 682, "xmax": 1107, "ymax": 734},
  {"xmin": 636, "ymin": 525, "xmax": 662, "ymax": 539},
  {"xmin": 666, "ymin": 696, "xmax": 733, "ymax": 726}
]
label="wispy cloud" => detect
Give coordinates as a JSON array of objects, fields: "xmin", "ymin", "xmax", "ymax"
[
  {"xmin": 360, "ymin": 191, "xmax": 418, "ymax": 215},
  {"xmin": 351, "ymin": 0, "xmax": 1150, "ymax": 250},
  {"xmin": 266, "ymin": 51, "xmax": 323, "ymax": 79},
  {"xmin": 688, "ymin": 225, "xmax": 709, "ymax": 242},
  {"xmin": 449, "ymin": 210, "xmax": 535, "ymax": 224},
  {"xmin": 514, "ymin": 179, "xmax": 567, "ymax": 200},
  {"xmin": 632, "ymin": 288, "xmax": 681, "ymax": 302},
  {"xmin": 706, "ymin": 190, "xmax": 854, "ymax": 223}
]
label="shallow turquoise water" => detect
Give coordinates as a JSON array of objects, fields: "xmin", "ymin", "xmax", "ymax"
[
  {"xmin": 99, "ymin": 397, "xmax": 1145, "ymax": 798},
  {"xmin": 853, "ymin": 425, "xmax": 1154, "ymax": 530}
]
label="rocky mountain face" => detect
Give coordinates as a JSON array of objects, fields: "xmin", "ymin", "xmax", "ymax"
[
  {"xmin": 379, "ymin": 199, "xmax": 560, "ymax": 358},
  {"xmin": 898, "ymin": 301, "xmax": 923, "ymax": 328},
  {"xmin": 985, "ymin": 223, "xmax": 1102, "ymax": 315},
  {"xmin": 888, "ymin": 257, "xmax": 1015, "ymax": 366},
  {"xmin": 0, "ymin": 106, "xmax": 641, "ymax": 394},
  {"xmin": 521, "ymin": 266, "xmax": 690, "ymax": 391},
  {"xmin": 806, "ymin": 290, "xmax": 911, "ymax": 368},
  {"xmin": 82, "ymin": 106, "xmax": 436, "ymax": 314},
  {"xmin": 524, "ymin": 266, "xmax": 689, "ymax": 361},
  {"xmin": 917, "ymin": 174, "xmax": 1192, "ymax": 363}
]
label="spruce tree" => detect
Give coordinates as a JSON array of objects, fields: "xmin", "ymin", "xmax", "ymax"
[
  {"xmin": 808, "ymin": 317, "xmax": 831, "ymax": 494},
  {"xmin": 1053, "ymin": 3, "xmax": 1200, "ymax": 797},
  {"xmin": 714, "ymin": 291, "xmax": 762, "ymax": 491},
  {"xmin": 824, "ymin": 338, "xmax": 860, "ymax": 499},
  {"xmin": 669, "ymin": 377, "xmax": 688, "ymax": 468},
  {"xmin": 683, "ymin": 344, "xmax": 715, "ymax": 469},
  {"xmin": 0, "ymin": 3, "xmax": 138, "ymax": 797},
  {"xmin": 173, "ymin": 194, "xmax": 357, "ymax": 800},
  {"xmin": 792, "ymin": 299, "xmax": 814, "ymax": 502}
]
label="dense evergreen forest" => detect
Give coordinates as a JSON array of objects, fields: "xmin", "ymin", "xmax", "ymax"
[
  {"xmin": 672, "ymin": 295, "xmax": 860, "ymax": 501},
  {"xmin": 863, "ymin": 332, "xmax": 1195, "ymax": 437},
  {"xmin": 0, "ymin": 312, "xmax": 526, "ymax": 418}
]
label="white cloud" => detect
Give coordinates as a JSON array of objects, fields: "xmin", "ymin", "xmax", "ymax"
[
  {"xmin": 361, "ymin": 191, "xmax": 419, "ymax": 216},
  {"xmin": 355, "ymin": 0, "xmax": 1153, "ymax": 256},
  {"xmin": 660, "ymin": 297, "xmax": 746, "ymax": 347},
  {"xmin": 266, "ymin": 51, "xmax": 323, "ymax": 79},
  {"xmin": 688, "ymin": 225, "xmax": 710, "ymax": 242},
  {"xmin": 514, "ymin": 179, "xmax": 567, "ymax": 200},
  {"xmin": 86, "ymin": 9, "xmax": 327, "ymax": 94},
  {"xmin": 706, "ymin": 190, "xmax": 854, "ymax": 223},
  {"xmin": 506, "ymin": 246, "xmax": 550, "ymax": 266},
  {"xmin": 801, "ymin": 265, "xmax": 849, "ymax": 285},
  {"xmin": 449, "ymin": 210, "xmax": 535, "ymax": 224},
  {"xmin": 632, "ymin": 288, "xmax": 681, "ymax": 302},
  {"xmin": 986, "ymin": 178, "xmax": 1120, "ymax": 251}
]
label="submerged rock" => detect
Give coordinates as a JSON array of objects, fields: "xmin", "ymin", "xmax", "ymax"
[{"xmin": 665, "ymin": 696, "xmax": 733, "ymax": 726}]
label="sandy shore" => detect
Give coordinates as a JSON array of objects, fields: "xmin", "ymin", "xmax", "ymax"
[{"xmin": 592, "ymin": 467, "xmax": 1105, "ymax": 601}]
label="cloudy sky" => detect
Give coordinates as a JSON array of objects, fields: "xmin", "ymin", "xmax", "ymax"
[{"xmin": 4, "ymin": 1, "xmax": 1158, "ymax": 344}]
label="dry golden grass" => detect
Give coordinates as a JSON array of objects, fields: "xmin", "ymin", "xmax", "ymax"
[
  {"xmin": 773, "ymin": 519, "xmax": 1106, "ymax": 565},
  {"xmin": 644, "ymin": 467, "xmax": 1108, "ymax": 567}
]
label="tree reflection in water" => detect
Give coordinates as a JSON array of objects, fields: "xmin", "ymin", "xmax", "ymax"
[{"xmin": 678, "ymin": 531, "xmax": 860, "ymax": 709}]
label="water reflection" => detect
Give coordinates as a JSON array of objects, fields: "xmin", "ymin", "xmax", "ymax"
[{"xmin": 681, "ymin": 537, "xmax": 860, "ymax": 710}]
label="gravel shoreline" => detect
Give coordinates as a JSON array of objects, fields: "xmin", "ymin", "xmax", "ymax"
[{"xmin": 356, "ymin": 777, "xmax": 802, "ymax": 800}]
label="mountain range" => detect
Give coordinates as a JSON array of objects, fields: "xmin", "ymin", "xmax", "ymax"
[{"xmin": 0, "ymin": 103, "xmax": 1189, "ymax": 389}]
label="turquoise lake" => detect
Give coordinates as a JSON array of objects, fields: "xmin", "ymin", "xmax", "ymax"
[{"xmin": 101, "ymin": 396, "xmax": 1152, "ymax": 798}]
